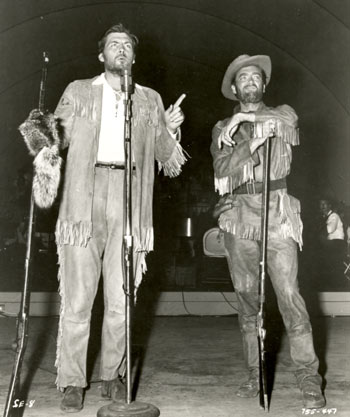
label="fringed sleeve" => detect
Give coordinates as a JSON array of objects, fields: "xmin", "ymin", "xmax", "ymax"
[
  {"xmin": 210, "ymin": 105, "xmax": 300, "ymax": 196},
  {"xmin": 54, "ymin": 82, "xmax": 77, "ymax": 149},
  {"xmin": 254, "ymin": 104, "xmax": 299, "ymax": 146},
  {"xmin": 210, "ymin": 120, "xmax": 259, "ymax": 195},
  {"xmin": 157, "ymin": 142, "xmax": 189, "ymax": 177},
  {"xmin": 154, "ymin": 91, "xmax": 189, "ymax": 177}
]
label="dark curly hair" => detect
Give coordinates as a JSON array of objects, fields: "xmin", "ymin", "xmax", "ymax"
[{"xmin": 98, "ymin": 23, "xmax": 139, "ymax": 54}]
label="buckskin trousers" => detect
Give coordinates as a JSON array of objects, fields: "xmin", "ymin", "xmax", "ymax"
[
  {"xmin": 224, "ymin": 233, "xmax": 322, "ymax": 387},
  {"xmin": 56, "ymin": 167, "xmax": 135, "ymax": 388}
]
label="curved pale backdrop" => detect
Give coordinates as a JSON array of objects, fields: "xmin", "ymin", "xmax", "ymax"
[{"xmin": 0, "ymin": 0, "xmax": 349, "ymax": 226}]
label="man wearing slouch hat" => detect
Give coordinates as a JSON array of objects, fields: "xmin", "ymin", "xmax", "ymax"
[{"xmin": 211, "ymin": 54, "xmax": 325, "ymax": 409}]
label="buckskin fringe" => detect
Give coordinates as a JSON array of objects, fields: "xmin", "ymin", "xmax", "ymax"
[
  {"xmin": 133, "ymin": 228, "xmax": 154, "ymax": 290},
  {"xmin": 218, "ymin": 215, "xmax": 302, "ymax": 248},
  {"xmin": 280, "ymin": 219, "xmax": 303, "ymax": 251},
  {"xmin": 214, "ymin": 161, "xmax": 254, "ymax": 195},
  {"xmin": 219, "ymin": 218, "xmax": 262, "ymax": 241},
  {"xmin": 275, "ymin": 120, "xmax": 299, "ymax": 146},
  {"xmin": 134, "ymin": 227, "xmax": 154, "ymax": 252},
  {"xmin": 254, "ymin": 117, "xmax": 299, "ymax": 146},
  {"xmin": 277, "ymin": 191, "xmax": 303, "ymax": 250},
  {"xmin": 55, "ymin": 245, "xmax": 65, "ymax": 390},
  {"xmin": 135, "ymin": 251, "xmax": 148, "ymax": 290},
  {"xmin": 75, "ymin": 99, "xmax": 97, "ymax": 121},
  {"xmin": 218, "ymin": 191, "xmax": 303, "ymax": 248},
  {"xmin": 55, "ymin": 220, "xmax": 92, "ymax": 247},
  {"xmin": 158, "ymin": 143, "xmax": 189, "ymax": 177}
]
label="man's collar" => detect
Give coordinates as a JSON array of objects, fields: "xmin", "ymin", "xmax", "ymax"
[
  {"xmin": 92, "ymin": 73, "xmax": 142, "ymax": 90},
  {"xmin": 91, "ymin": 73, "xmax": 106, "ymax": 86},
  {"xmin": 92, "ymin": 73, "xmax": 147, "ymax": 101}
]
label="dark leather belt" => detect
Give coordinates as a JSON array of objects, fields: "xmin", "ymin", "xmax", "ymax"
[
  {"xmin": 234, "ymin": 177, "xmax": 287, "ymax": 195},
  {"xmin": 95, "ymin": 162, "xmax": 135, "ymax": 170}
]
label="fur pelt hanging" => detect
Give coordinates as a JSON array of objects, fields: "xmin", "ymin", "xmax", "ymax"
[{"xmin": 19, "ymin": 109, "xmax": 62, "ymax": 209}]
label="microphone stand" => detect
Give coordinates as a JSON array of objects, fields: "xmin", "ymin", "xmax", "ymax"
[
  {"xmin": 3, "ymin": 52, "xmax": 49, "ymax": 417},
  {"xmin": 121, "ymin": 66, "xmax": 135, "ymax": 407},
  {"xmin": 257, "ymin": 131, "xmax": 272, "ymax": 412},
  {"xmin": 97, "ymin": 70, "xmax": 160, "ymax": 417}
]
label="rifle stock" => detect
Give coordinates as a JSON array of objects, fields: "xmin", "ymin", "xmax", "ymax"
[
  {"xmin": 3, "ymin": 52, "xmax": 49, "ymax": 417},
  {"xmin": 258, "ymin": 266, "xmax": 268, "ymax": 411},
  {"xmin": 257, "ymin": 135, "xmax": 271, "ymax": 412}
]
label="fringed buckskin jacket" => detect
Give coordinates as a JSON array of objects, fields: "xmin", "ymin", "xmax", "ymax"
[
  {"xmin": 210, "ymin": 102, "xmax": 303, "ymax": 249},
  {"xmin": 54, "ymin": 76, "xmax": 187, "ymax": 287}
]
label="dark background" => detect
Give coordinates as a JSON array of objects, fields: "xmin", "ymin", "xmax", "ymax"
[{"xmin": 0, "ymin": 0, "xmax": 349, "ymax": 293}]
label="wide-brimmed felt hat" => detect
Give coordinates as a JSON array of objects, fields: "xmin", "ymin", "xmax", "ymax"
[{"xmin": 221, "ymin": 54, "xmax": 272, "ymax": 101}]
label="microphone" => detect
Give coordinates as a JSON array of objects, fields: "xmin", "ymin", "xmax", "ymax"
[{"xmin": 121, "ymin": 69, "xmax": 134, "ymax": 95}]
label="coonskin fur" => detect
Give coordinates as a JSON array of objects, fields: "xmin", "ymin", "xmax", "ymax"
[
  {"xmin": 19, "ymin": 109, "xmax": 63, "ymax": 209},
  {"xmin": 33, "ymin": 146, "xmax": 62, "ymax": 209},
  {"xmin": 19, "ymin": 109, "xmax": 61, "ymax": 156}
]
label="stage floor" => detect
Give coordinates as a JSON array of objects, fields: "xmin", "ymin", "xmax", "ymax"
[{"xmin": 0, "ymin": 315, "xmax": 349, "ymax": 417}]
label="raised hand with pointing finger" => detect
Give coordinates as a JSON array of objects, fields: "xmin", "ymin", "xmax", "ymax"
[
  {"xmin": 18, "ymin": 23, "xmax": 190, "ymax": 414},
  {"xmin": 165, "ymin": 93, "xmax": 186, "ymax": 134}
]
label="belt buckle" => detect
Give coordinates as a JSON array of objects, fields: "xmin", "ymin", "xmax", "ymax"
[
  {"xmin": 109, "ymin": 164, "xmax": 118, "ymax": 169},
  {"xmin": 246, "ymin": 181, "xmax": 256, "ymax": 194}
]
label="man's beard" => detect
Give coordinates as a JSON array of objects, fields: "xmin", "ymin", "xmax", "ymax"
[
  {"xmin": 236, "ymin": 88, "xmax": 264, "ymax": 104},
  {"xmin": 111, "ymin": 67, "xmax": 126, "ymax": 76},
  {"xmin": 104, "ymin": 58, "xmax": 131, "ymax": 76}
]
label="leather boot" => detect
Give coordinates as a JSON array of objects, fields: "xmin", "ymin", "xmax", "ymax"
[
  {"xmin": 101, "ymin": 376, "xmax": 125, "ymax": 401},
  {"xmin": 300, "ymin": 381, "xmax": 326, "ymax": 409},
  {"xmin": 236, "ymin": 369, "xmax": 259, "ymax": 398},
  {"xmin": 60, "ymin": 386, "xmax": 84, "ymax": 413}
]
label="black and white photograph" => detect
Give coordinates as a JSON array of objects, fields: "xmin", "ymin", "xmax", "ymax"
[{"xmin": 0, "ymin": 1, "xmax": 349, "ymax": 416}]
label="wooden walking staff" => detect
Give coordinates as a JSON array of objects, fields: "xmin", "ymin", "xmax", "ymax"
[
  {"xmin": 3, "ymin": 52, "xmax": 49, "ymax": 417},
  {"xmin": 256, "ymin": 119, "xmax": 275, "ymax": 412},
  {"xmin": 97, "ymin": 70, "xmax": 160, "ymax": 417}
]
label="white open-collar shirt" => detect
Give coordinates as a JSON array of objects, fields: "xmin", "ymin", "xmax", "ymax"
[
  {"xmin": 94, "ymin": 73, "xmax": 127, "ymax": 163},
  {"xmin": 94, "ymin": 73, "xmax": 177, "ymax": 163}
]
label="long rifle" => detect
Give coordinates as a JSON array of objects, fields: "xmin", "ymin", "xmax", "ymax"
[
  {"xmin": 3, "ymin": 52, "xmax": 49, "ymax": 417},
  {"xmin": 257, "ymin": 132, "xmax": 271, "ymax": 412}
]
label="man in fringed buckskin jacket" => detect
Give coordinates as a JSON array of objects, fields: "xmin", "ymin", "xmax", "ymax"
[
  {"xmin": 210, "ymin": 55, "xmax": 325, "ymax": 409},
  {"xmin": 20, "ymin": 23, "xmax": 187, "ymax": 412}
]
